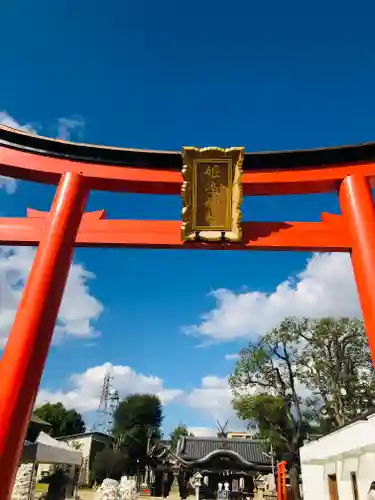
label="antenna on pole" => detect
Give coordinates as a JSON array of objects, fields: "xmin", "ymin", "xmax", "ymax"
[{"xmin": 93, "ymin": 372, "xmax": 119, "ymax": 434}]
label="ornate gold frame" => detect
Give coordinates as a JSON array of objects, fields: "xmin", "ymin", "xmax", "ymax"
[{"xmin": 181, "ymin": 146, "xmax": 244, "ymax": 242}]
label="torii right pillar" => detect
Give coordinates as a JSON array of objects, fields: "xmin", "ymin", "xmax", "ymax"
[{"xmin": 339, "ymin": 174, "xmax": 375, "ymax": 362}]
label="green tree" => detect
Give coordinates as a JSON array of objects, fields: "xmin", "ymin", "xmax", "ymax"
[
  {"xmin": 233, "ymin": 395, "xmax": 298, "ymax": 457},
  {"xmin": 296, "ymin": 317, "xmax": 375, "ymax": 430},
  {"xmin": 91, "ymin": 448, "xmax": 128, "ymax": 483},
  {"xmin": 169, "ymin": 424, "xmax": 193, "ymax": 451},
  {"xmin": 112, "ymin": 394, "xmax": 163, "ymax": 466},
  {"xmin": 229, "ymin": 317, "xmax": 375, "ymax": 500},
  {"xmin": 229, "ymin": 320, "xmax": 310, "ymax": 481},
  {"xmin": 34, "ymin": 402, "xmax": 86, "ymax": 437}
]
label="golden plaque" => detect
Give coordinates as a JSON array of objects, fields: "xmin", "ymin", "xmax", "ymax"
[{"xmin": 181, "ymin": 147, "xmax": 244, "ymax": 242}]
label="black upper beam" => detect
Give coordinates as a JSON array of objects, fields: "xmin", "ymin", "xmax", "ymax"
[{"xmin": 1, "ymin": 126, "xmax": 375, "ymax": 171}]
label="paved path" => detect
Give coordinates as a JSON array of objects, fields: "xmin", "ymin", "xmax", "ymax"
[
  {"xmin": 77, "ymin": 492, "xmax": 96, "ymax": 500},
  {"xmin": 34, "ymin": 490, "xmax": 95, "ymax": 499},
  {"xmin": 76, "ymin": 491, "xmax": 190, "ymax": 500},
  {"xmin": 34, "ymin": 489, "xmax": 191, "ymax": 499}
]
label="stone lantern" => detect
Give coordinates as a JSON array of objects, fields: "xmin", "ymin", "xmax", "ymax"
[{"xmin": 192, "ymin": 472, "xmax": 203, "ymax": 500}]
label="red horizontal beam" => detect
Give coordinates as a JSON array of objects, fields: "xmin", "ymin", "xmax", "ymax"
[
  {"xmin": 1, "ymin": 145, "xmax": 375, "ymax": 195},
  {"xmin": 0, "ymin": 213, "xmax": 351, "ymax": 251}
]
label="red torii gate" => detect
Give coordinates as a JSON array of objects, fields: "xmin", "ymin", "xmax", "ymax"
[
  {"xmin": 277, "ymin": 461, "xmax": 287, "ymax": 500},
  {"xmin": 1, "ymin": 125, "xmax": 375, "ymax": 498}
]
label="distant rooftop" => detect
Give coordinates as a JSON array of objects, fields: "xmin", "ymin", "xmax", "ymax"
[
  {"xmin": 176, "ymin": 436, "xmax": 270, "ymax": 465},
  {"xmin": 57, "ymin": 431, "xmax": 113, "ymax": 441}
]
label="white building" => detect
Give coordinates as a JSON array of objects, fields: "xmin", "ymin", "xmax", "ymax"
[
  {"xmin": 37, "ymin": 432, "xmax": 113, "ymax": 485},
  {"xmin": 227, "ymin": 431, "xmax": 256, "ymax": 440},
  {"xmin": 300, "ymin": 410, "xmax": 375, "ymax": 500}
]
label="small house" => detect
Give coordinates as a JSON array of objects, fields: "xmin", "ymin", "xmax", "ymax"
[
  {"xmin": 37, "ymin": 431, "xmax": 113, "ymax": 485},
  {"xmin": 300, "ymin": 409, "xmax": 375, "ymax": 500}
]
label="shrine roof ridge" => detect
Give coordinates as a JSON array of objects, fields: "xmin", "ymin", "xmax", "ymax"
[
  {"xmin": 2, "ymin": 125, "xmax": 375, "ymax": 172},
  {"xmin": 177, "ymin": 436, "xmax": 270, "ymax": 466}
]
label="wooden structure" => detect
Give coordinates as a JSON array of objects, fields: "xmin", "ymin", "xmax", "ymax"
[
  {"xmin": 148, "ymin": 437, "xmax": 272, "ymax": 499},
  {"xmin": 1, "ymin": 125, "xmax": 375, "ymax": 498}
]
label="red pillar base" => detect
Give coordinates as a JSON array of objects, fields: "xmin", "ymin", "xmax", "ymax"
[
  {"xmin": 277, "ymin": 461, "xmax": 287, "ymax": 500},
  {"xmin": 0, "ymin": 172, "xmax": 88, "ymax": 500}
]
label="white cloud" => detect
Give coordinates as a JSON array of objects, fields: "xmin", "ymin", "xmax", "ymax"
[
  {"xmin": 57, "ymin": 115, "xmax": 85, "ymax": 141},
  {"xmin": 31, "ymin": 252, "xmax": 360, "ymax": 429},
  {"xmin": 55, "ymin": 261, "xmax": 103, "ymax": 339},
  {"xmin": 37, "ymin": 362, "xmax": 183, "ymax": 413},
  {"xmin": 185, "ymin": 371, "xmax": 313, "ymax": 434},
  {"xmin": 0, "ymin": 111, "xmax": 35, "ymax": 133},
  {"xmin": 36, "ymin": 364, "xmax": 237, "ymax": 432},
  {"xmin": 0, "ymin": 112, "xmax": 36, "ymax": 194},
  {"xmin": 225, "ymin": 353, "xmax": 240, "ymax": 361},
  {"xmin": 0, "ymin": 176, "xmax": 17, "ymax": 195},
  {"xmin": 37, "ymin": 365, "xmax": 310, "ymax": 433},
  {"xmin": 188, "ymin": 427, "xmax": 217, "ymax": 437},
  {"xmin": 0, "ymin": 112, "xmax": 85, "ymax": 194},
  {"xmin": 185, "ymin": 376, "xmax": 245, "ymax": 431},
  {"xmin": 0, "ymin": 246, "xmax": 103, "ymax": 347},
  {"xmin": 184, "ymin": 253, "xmax": 358, "ymax": 426},
  {"xmin": 37, "ymin": 363, "xmax": 308, "ymax": 433},
  {"xmin": 186, "ymin": 253, "xmax": 360, "ymax": 341}
]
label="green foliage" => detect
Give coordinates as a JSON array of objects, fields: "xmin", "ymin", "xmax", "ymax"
[
  {"xmin": 169, "ymin": 424, "xmax": 193, "ymax": 451},
  {"xmin": 91, "ymin": 448, "xmax": 128, "ymax": 483},
  {"xmin": 34, "ymin": 402, "xmax": 86, "ymax": 437},
  {"xmin": 230, "ymin": 318, "xmax": 309, "ymax": 462},
  {"xmin": 112, "ymin": 394, "xmax": 163, "ymax": 465},
  {"xmin": 297, "ymin": 317, "xmax": 375, "ymax": 429},
  {"xmin": 229, "ymin": 317, "xmax": 375, "ymax": 461},
  {"xmin": 233, "ymin": 395, "xmax": 289, "ymax": 452}
]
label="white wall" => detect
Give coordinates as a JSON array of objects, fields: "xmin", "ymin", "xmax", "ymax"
[
  {"xmin": 300, "ymin": 418, "xmax": 375, "ymax": 500},
  {"xmin": 36, "ymin": 433, "xmax": 112, "ymax": 485},
  {"xmin": 36, "ymin": 435, "xmax": 93, "ymax": 482},
  {"xmin": 62, "ymin": 435, "xmax": 93, "ymax": 458},
  {"xmin": 61, "ymin": 436, "xmax": 93, "ymax": 484},
  {"xmin": 300, "ymin": 463, "xmax": 326, "ymax": 500}
]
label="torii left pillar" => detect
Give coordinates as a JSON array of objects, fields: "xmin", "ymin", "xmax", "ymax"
[{"xmin": 0, "ymin": 172, "xmax": 88, "ymax": 500}]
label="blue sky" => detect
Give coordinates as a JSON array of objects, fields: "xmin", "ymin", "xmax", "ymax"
[{"xmin": 0, "ymin": 0, "xmax": 370, "ymax": 435}]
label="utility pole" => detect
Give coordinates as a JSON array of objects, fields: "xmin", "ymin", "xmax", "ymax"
[
  {"xmin": 270, "ymin": 443, "xmax": 276, "ymax": 476},
  {"xmin": 145, "ymin": 426, "xmax": 153, "ymax": 486},
  {"xmin": 262, "ymin": 442, "xmax": 276, "ymax": 476}
]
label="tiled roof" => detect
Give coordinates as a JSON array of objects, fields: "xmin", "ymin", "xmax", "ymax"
[
  {"xmin": 56, "ymin": 432, "xmax": 113, "ymax": 440},
  {"xmin": 30, "ymin": 413, "xmax": 52, "ymax": 427},
  {"xmin": 177, "ymin": 437, "xmax": 270, "ymax": 465},
  {"xmin": 30, "ymin": 414, "xmax": 51, "ymax": 427}
]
